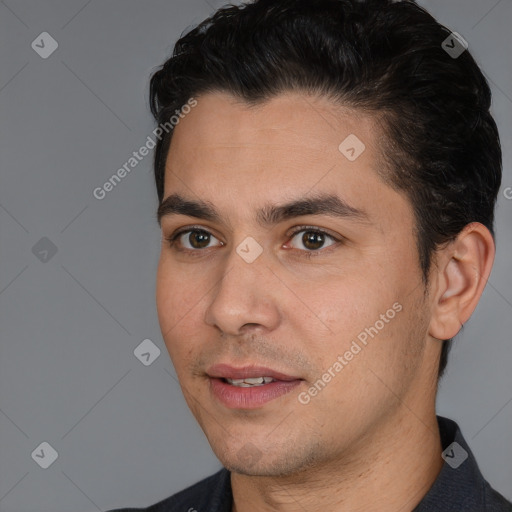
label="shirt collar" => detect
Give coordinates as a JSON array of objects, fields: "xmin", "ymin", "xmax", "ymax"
[{"xmin": 413, "ymin": 415, "xmax": 491, "ymax": 511}]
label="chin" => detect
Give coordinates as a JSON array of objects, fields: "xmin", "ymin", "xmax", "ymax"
[
  {"xmin": 215, "ymin": 439, "xmax": 323, "ymax": 478},
  {"xmin": 223, "ymin": 459, "xmax": 295, "ymax": 477}
]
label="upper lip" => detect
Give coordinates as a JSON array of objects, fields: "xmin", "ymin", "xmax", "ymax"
[{"xmin": 207, "ymin": 363, "xmax": 301, "ymax": 381}]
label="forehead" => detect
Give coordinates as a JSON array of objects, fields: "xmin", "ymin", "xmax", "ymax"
[
  {"xmin": 161, "ymin": 90, "xmax": 412, "ymax": 235},
  {"xmin": 164, "ymin": 90, "xmax": 383, "ymax": 189},
  {"xmin": 169, "ymin": 90, "xmax": 378, "ymax": 154}
]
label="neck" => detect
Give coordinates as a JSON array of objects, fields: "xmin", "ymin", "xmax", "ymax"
[{"xmin": 231, "ymin": 407, "xmax": 443, "ymax": 512}]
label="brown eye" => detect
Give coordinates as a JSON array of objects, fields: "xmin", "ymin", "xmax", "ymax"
[
  {"xmin": 168, "ymin": 229, "xmax": 222, "ymax": 251},
  {"xmin": 302, "ymin": 231, "xmax": 325, "ymax": 250},
  {"xmin": 186, "ymin": 231, "xmax": 211, "ymax": 249},
  {"xmin": 289, "ymin": 229, "xmax": 336, "ymax": 252}
]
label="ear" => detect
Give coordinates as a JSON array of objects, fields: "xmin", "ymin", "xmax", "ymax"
[{"xmin": 428, "ymin": 222, "xmax": 495, "ymax": 340}]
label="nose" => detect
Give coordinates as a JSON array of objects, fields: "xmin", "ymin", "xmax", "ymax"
[{"xmin": 204, "ymin": 243, "xmax": 282, "ymax": 338}]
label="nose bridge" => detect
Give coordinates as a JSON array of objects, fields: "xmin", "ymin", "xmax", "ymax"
[
  {"xmin": 204, "ymin": 236, "xmax": 279, "ymax": 334},
  {"xmin": 215, "ymin": 236, "xmax": 268, "ymax": 306}
]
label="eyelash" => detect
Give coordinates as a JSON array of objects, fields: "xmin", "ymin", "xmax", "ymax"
[{"xmin": 164, "ymin": 225, "xmax": 342, "ymax": 259}]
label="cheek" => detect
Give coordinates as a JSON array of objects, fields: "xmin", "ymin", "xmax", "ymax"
[
  {"xmin": 155, "ymin": 261, "xmax": 176, "ymax": 333},
  {"xmin": 305, "ymin": 270, "xmax": 391, "ymax": 337},
  {"xmin": 155, "ymin": 258, "xmax": 201, "ymax": 363},
  {"xmin": 297, "ymin": 262, "xmax": 414, "ymax": 383}
]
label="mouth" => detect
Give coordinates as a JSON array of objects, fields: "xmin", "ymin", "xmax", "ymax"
[
  {"xmin": 223, "ymin": 376, "xmax": 277, "ymax": 387},
  {"xmin": 206, "ymin": 364, "xmax": 304, "ymax": 409}
]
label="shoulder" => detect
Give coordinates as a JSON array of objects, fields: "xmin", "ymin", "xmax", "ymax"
[
  {"xmin": 107, "ymin": 468, "xmax": 231, "ymax": 512},
  {"xmin": 482, "ymin": 482, "xmax": 512, "ymax": 511}
]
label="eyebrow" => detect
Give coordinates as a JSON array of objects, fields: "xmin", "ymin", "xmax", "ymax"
[{"xmin": 156, "ymin": 192, "xmax": 371, "ymax": 228}]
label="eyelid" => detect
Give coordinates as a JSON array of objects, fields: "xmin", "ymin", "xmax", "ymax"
[{"xmin": 286, "ymin": 225, "xmax": 340, "ymax": 242}]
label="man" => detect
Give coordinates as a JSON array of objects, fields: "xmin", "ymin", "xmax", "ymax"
[{"xmin": 110, "ymin": 0, "xmax": 511, "ymax": 510}]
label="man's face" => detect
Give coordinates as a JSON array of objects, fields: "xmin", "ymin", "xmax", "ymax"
[{"xmin": 156, "ymin": 91, "xmax": 437, "ymax": 476}]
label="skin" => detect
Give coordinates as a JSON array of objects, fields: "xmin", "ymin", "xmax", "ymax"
[{"xmin": 155, "ymin": 90, "xmax": 495, "ymax": 511}]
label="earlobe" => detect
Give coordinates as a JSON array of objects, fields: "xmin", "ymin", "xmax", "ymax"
[{"xmin": 428, "ymin": 223, "xmax": 495, "ymax": 341}]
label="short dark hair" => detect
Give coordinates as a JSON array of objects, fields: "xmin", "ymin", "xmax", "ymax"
[{"xmin": 149, "ymin": 0, "xmax": 502, "ymax": 379}]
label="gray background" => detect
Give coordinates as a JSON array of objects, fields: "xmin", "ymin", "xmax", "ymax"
[{"xmin": 0, "ymin": 0, "xmax": 510, "ymax": 510}]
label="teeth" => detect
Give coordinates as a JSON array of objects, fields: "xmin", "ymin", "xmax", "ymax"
[{"xmin": 226, "ymin": 377, "xmax": 276, "ymax": 387}]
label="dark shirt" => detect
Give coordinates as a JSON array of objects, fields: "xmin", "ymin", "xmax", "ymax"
[{"xmin": 109, "ymin": 416, "xmax": 512, "ymax": 511}]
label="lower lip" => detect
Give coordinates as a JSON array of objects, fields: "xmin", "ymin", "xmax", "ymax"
[{"xmin": 209, "ymin": 378, "xmax": 302, "ymax": 409}]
